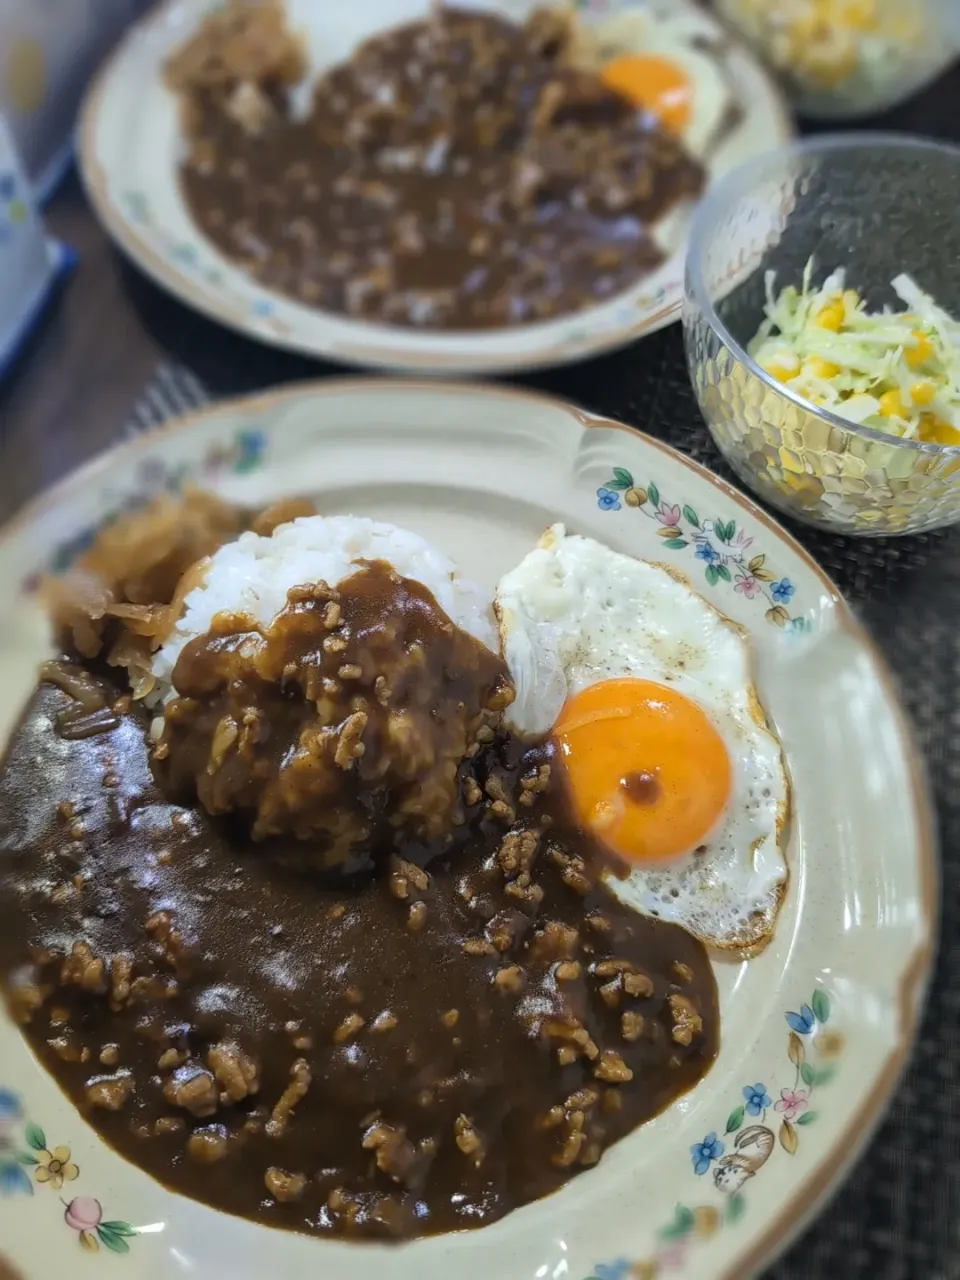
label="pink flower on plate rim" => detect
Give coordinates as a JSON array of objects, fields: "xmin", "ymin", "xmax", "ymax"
[
  {"xmin": 657, "ymin": 1239, "xmax": 692, "ymax": 1271},
  {"xmin": 734, "ymin": 575, "xmax": 761, "ymax": 599},
  {"xmin": 658, "ymin": 503, "xmax": 682, "ymax": 527},
  {"xmin": 774, "ymin": 1087, "xmax": 809, "ymax": 1122},
  {"xmin": 64, "ymin": 1195, "xmax": 102, "ymax": 1232},
  {"xmin": 64, "ymin": 1194, "xmax": 103, "ymax": 1253},
  {"xmin": 732, "ymin": 528, "xmax": 755, "ymax": 551}
]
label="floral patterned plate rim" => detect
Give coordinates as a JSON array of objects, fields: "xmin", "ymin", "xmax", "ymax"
[
  {"xmin": 76, "ymin": 0, "xmax": 793, "ymax": 375},
  {"xmin": 0, "ymin": 381, "xmax": 935, "ymax": 1280}
]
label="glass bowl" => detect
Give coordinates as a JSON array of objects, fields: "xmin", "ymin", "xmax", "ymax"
[
  {"xmin": 715, "ymin": 0, "xmax": 957, "ymax": 119},
  {"xmin": 682, "ymin": 134, "xmax": 960, "ymax": 537}
]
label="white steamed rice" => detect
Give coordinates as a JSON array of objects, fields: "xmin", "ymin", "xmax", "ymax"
[{"xmin": 150, "ymin": 515, "xmax": 497, "ymax": 702}]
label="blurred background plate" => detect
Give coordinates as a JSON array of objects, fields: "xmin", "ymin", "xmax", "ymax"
[{"xmin": 77, "ymin": 0, "xmax": 793, "ymax": 375}]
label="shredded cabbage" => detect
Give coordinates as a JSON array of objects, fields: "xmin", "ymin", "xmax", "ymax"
[{"xmin": 747, "ymin": 261, "xmax": 960, "ymax": 444}]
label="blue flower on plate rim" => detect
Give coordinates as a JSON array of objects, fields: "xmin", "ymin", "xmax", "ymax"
[
  {"xmin": 0, "ymin": 1163, "xmax": 32, "ymax": 1196},
  {"xmin": 233, "ymin": 429, "xmax": 267, "ymax": 474},
  {"xmin": 170, "ymin": 242, "xmax": 198, "ymax": 267},
  {"xmin": 772, "ymin": 577, "xmax": 795, "ymax": 604},
  {"xmin": 593, "ymin": 1260, "xmax": 632, "ymax": 1280},
  {"xmin": 0, "ymin": 1088, "xmax": 21, "ymax": 1146},
  {"xmin": 695, "ymin": 540, "xmax": 720, "ymax": 564},
  {"xmin": 786, "ymin": 1004, "xmax": 816, "ymax": 1035},
  {"xmin": 597, "ymin": 487, "xmax": 621, "ymax": 511},
  {"xmin": 238, "ymin": 428, "xmax": 266, "ymax": 456},
  {"xmin": 0, "ymin": 1090, "xmax": 21, "ymax": 1121},
  {"xmin": 743, "ymin": 1082, "xmax": 772, "ymax": 1116},
  {"xmin": 0, "ymin": 1090, "xmax": 29, "ymax": 1197},
  {"xmin": 690, "ymin": 1131, "xmax": 724, "ymax": 1175}
]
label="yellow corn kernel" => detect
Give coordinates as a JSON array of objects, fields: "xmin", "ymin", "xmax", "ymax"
[
  {"xmin": 803, "ymin": 357, "xmax": 840, "ymax": 379},
  {"xmin": 804, "ymin": 44, "xmax": 856, "ymax": 88},
  {"xmin": 842, "ymin": 0, "xmax": 877, "ymax": 31},
  {"xmin": 905, "ymin": 331, "xmax": 933, "ymax": 369},
  {"xmin": 878, "ymin": 389, "xmax": 905, "ymax": 418},
  {"xmin": 910, "ymin": 380, "xmax": 936, "ymax": 406},
  {"xmin": 761, "ymin": 351, "xmax": 800, "ymax": 382},
  {"xmin": 919, "ymin": 415, "xmax": 960, "ymax": 446},
  {"xmin": 816, "ymin": 303, "xmax": 844, "ymax": 331},
  {"xmin": 889, "ymin": 15, "xmax": 921, "ymax": 42}
]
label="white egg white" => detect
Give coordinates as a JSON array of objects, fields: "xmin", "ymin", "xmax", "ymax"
[
  {"xmin": 571, "ymin": 10, "xmax": 734, "ymax": 156},
  {"xmin": 495, "ymin": 525, "xmax": 789, "ymax": 954}
]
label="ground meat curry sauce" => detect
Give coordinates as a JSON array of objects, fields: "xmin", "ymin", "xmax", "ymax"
[
  {"xmin": 168, "ymin": 4, "xmax": 705, "ymax": 331},
  {"xmin": 155, "ymin": 561, "xmax": 513, "ymax": 869},
  {"xmin": 0, "ymin": 681, "xmax": 718, "ymax": 1238},
  {"xmin": 0, "ymin": 492, "xmax": 719, "ymax": 1239}
]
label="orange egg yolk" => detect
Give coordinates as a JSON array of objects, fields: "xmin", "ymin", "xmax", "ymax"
[
  {"xmin": 600, "ymin": 55, "xmax": 693, "ymax": 134},
  {"xmin": 554, "ymin": 678, "xmax": 731, "ymax": 865}
]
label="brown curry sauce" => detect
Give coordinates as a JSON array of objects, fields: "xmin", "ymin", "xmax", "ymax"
[
  {"xmin": 156, "ymin": 562, "xmax": 512, "ymax": 868},
  {"xmin": 0, "ymin": 566, "xmax": 719, "ymax": 1240},
  {"xmin": 174, "ymin": 6, "xmax": 705, "ymax": 331}
]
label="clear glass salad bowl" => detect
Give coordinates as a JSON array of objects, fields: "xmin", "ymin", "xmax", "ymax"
[
  {"xmin": 715, "ymin": 0, "xmax": 957, "ymax": 120},
  {"xmin": 683, "ymin": 134, "xmax": 960, "ymax": 536}
]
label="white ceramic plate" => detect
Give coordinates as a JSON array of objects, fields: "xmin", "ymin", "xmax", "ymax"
[
  {"xmin": 77, "ymin": 0, "xmax": 793, "ymax": 375},
  {"xmin": 0, "ymin": 382, "xmax": 935, "ymax": 1280}
]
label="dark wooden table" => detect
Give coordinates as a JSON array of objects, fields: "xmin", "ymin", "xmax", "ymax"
[{"xmin": 0, "ymin": 61, "xmax": 958, "ymax": 518}]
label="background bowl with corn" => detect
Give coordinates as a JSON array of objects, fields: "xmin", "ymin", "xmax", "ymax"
[
  {"xmin": 683, "ymin": 134, "xmax": 960, "ymax": 536},
  {"xmin": 715, "ymin": 0, "xmax": 957, "ymax": 119}
]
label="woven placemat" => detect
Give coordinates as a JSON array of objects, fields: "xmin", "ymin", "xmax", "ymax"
[{"xmin": 125, "ymin": 348, "xmax": 959, "ymax": 1280}]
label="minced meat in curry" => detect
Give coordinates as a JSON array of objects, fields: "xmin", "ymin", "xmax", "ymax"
[
  {"xmin": 0, "ymin": 491, "xmax": 719, "ymax": 1240},
  {"xmin": 0, "ymin": 682, "xmax": 718, "ymax": 1238},
  {"xmin": 167, "ymin": 2, "xmax": 705, "ymax": 330}
]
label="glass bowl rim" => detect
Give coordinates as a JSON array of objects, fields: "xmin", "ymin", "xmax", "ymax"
[{"xmin": 684, "ymin": 131, "xmax": 960, "ymax": 458}]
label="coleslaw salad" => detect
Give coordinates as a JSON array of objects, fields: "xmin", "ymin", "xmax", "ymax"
[{"xmin": 748, "ymin": 260, "xmax": 960, "ymax": 445}]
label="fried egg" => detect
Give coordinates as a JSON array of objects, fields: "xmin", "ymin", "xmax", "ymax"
[
  {"xmin": 572, "ymin": 11, "xmax": 735, "ymax": 156},
  {"xmin": 495, "ymin": 526, "xmax": 789, "ymax": 953}
]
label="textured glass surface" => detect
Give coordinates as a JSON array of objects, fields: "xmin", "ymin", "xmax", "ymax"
[{"xmin": 683, "ymin": 137, "xmax": 960, "ymax": 536}]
